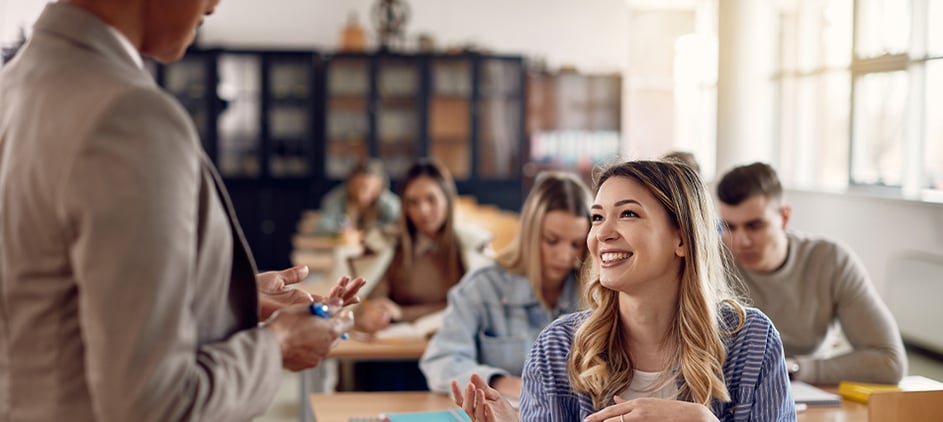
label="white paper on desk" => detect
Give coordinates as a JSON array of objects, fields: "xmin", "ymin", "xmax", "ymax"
[
  {"xmin": 375, "ymin": 310, "xmax": 445, "ymax": 340},
  {"xmin": 790, "ymin": 380, "xmax": 841, "ymax": 406}
]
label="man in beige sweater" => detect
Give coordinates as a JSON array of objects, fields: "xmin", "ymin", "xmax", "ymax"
[{"xmin": 716, "ymin": 162, "xmax": 906, "ymax": 385}]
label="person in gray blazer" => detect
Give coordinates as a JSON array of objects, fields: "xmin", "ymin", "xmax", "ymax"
[{"xmin": 0, "ymin": 1, "xmax": 363, "ymax": 421}]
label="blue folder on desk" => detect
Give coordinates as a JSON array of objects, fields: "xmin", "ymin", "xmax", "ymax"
[{"xmin": 385, "ymin": 409, "xmax": 471, "ymax": 422}]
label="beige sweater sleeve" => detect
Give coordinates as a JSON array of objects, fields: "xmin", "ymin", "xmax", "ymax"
[{"xmin": 740, "ymin": 232, "xmax": 907, "ymax": 384}]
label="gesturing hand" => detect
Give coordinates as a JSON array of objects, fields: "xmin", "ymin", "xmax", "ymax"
[
  {"xmin": 583, "ymin": 396, "xmax": 718, "ymax": 422},
  {"xmin": 262, "ymin": 303, "xmax": 342, "ymax": 371},
  {"xmin": 257, "ymin": 266, "xmax": 366, "ymax": 320},
  {"xmin": 257, "ymin": 265, "xmax": 314, "ymax": 320},
  {"xmin": 451, "ymin": 374, "xmax": 517, "ymax": 422},
  {"xmin": 354, "ymin": 297, "xmax": 401, "ymax": 334},
  {"xmin": 316, "ymin": 275, "xmax": 366, "ymax": 308}
]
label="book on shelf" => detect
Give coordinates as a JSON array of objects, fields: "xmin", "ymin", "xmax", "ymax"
[
  {"xmin": 374, "ymin": 309, "xmax": 445, "ymax": 340},
  {"xmin": 838, "ymin": 375, "xmax": 943, "ymax": 404}
]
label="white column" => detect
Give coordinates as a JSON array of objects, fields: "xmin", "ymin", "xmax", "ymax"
[{"xmin": 715, "ymin": 0, "xmax": 776, "ymax": 176}]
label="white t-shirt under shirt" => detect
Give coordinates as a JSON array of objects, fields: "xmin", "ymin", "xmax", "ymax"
[{"xmin": 619, "ymin": 370, "xmax": 679, "ymax": 401}]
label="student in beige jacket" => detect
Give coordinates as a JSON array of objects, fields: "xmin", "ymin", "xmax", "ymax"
[
  {"xmin": 337, "ymin": 158, "xmax": 495, "ymax": 333},
  {"xmin": 331, "ymin": 159, "xmax": 493, "ymax": 391}
]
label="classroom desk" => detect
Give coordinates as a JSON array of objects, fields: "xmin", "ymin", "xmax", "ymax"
[
  {"xmin": 309, "ymin": 391, "xmax": 868, "ymax": 422},
  {"xmin": 329, "ymin": 335, "xmax": 429, "ymax": 360},
  {"xmin": 291, "ymin": 235, "xmax": 344, "ymax": 276},
  {"xmin": 799, "ymin": 399, "xmax": 867, "ymax": 421},
  {"xmin": 301, "ymin": 336, "xmax": 431, "ymax": 422},
  {"xmin": 311, "ymin": 392, "xmax": 457, "ymax": 422}
]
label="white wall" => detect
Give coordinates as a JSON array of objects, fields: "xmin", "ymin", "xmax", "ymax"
[
  {"xmin": 0, "ymin": 0, "xmax": 46, "ymax": 45},
  {"xmin": 3, "ymin": 1, "xmax": 629, "ymax": 72},
  {"xmin": 786, "ymin": 189, "xmax": 943, "ymax": 296},
  {"xmin": 786, "ymin": 190, "xmax": 943, "ymax": 350},
  {"xmin": 201, "ymin": 0, "xmax": 629, "ymax": 73}
]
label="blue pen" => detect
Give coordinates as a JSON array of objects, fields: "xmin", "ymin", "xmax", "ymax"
[{"xmin": 309, "ymin": 303, "xmax": 349, "ymax": 340}]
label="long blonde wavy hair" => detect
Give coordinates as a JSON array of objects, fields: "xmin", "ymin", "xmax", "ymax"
[
  {"xmin": 567, "ymin": 160, "xmax": 746, "ymax": 409},
  {"xmin": 495, "ymin": 171, "xmax": 593, "ymax": 309}
]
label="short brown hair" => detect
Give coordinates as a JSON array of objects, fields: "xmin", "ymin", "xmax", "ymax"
[
  {"xmin": 662, "ymin": 151, "xmax": 700, "ymax": 174},
  {"xmin": 716, "ymin": 162, "xmax": 783, "ymax": 205},
  {"xmin": 349, "ymin": 158, "xmax": 389, "ymax": 188}
]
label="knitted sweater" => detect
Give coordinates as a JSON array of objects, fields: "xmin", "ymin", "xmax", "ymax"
[{"xmin": 735, "ymin": 231, "xmax": 906, "ymax": 384}]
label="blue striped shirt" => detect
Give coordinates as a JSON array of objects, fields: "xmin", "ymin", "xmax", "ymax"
[{"xmin": 519, "ymin": 306, "xmax": 796, "ymax": 421}]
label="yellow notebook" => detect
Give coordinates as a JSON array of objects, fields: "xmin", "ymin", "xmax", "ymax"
[
  {"xmin": 838, "ymin": 375, "xmax": 943, "ymax": 404},
  {"xmin": 837, "ymin": 381, "xmax": 899, "ymax": 403}
]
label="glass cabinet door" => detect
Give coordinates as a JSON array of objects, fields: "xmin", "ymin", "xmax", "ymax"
[
  {"xmin": 217, "ymin": 53, "xmax": 262, "ymax": 178},
  {"xmin": 376, "ymin": 57, "xmax": 420, "ymax": 178},
  {"xmin": 162, "ymin": 54, "xmax": 211, "ymax": 147},
  {"xmin": 429, "ymin": 57, "xmax": 472, "ymax": 179},
  {"xmin": 325, "ymin": 57, "xmax": 369, "ymax": 179},
  {"xmin": 267, "ymin": 55, "xmax": 313, "ymax": 178},
  {"xmin": 477, "ymin": 58, "xmax": 523, "ymax": 179}
]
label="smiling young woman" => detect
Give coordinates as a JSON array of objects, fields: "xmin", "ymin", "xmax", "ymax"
[{"xmin": 452, "ymin": 160, "xmax": 795, "ymax": 422}]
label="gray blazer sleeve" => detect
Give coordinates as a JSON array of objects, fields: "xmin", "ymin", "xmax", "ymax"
[{"xmin": 62, "ymin": 88, "xmax": 282, "ymax": 421}]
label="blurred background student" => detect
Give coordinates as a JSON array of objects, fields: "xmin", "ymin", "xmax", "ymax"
[
  {"xmin": 662, "ymin": 150, "xmax": 701, "ymax": 175},
  {"xmin": 334, "ymin": 158, "xmax": 495, "ymax": 390},
  {"xmin": 716, "ymin": 162, "xmax": 905, "ymax": 384},
  {"xmin": 420, "ymin": 171, "xmax": 592, "ymax": 402},
  {"xmin": 316, "ymin": 158, "xmax": 400, "ymax": 238}
]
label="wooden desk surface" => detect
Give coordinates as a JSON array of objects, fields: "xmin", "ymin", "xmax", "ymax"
[
  {"xmin": 299, "ymin": 279, "xmax": 432, "ymax": 361},
  {"xmin": 329, "ymin": 336, "xmax": 429, "ymax": 360},
  {"xmin": 293, "ymin": 234, "xmax": 345, "ymax": 250},
  {"xmin": 310, "ymin": 392, "xmax": 457, "ymax": 422},
  {"xmin": 310, "ymin": 391, "xmax": 868, "ymax": 422},
  {"xmin": 799, "ymin": 400, "xmax": 867, "ymax": 421}
]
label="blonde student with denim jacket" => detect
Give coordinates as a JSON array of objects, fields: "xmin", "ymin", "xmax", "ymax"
[{"xmin": 420, "ymin": 172, "xmax": 592, "ymax": 401}]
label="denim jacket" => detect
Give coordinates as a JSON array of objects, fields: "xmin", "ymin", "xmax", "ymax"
[
  {"xmin": 419, "ymin": 265, "xmax": 581, "ymax": 393},
  {"xmin": 315, "ymin": 183, "xmax": 400, "ymax": 235}
]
